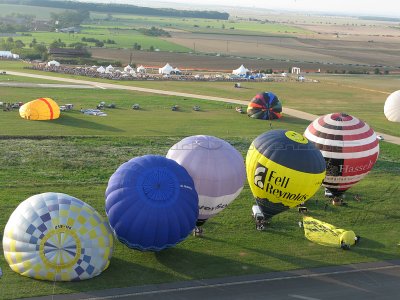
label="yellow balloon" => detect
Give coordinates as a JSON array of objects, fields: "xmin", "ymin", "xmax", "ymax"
[
  {"xmin": 19, "ymin": 98, "xmax": 60, "ymax": 120},
  {"xmin": 246, "ymin": 130, "xmax": 326, "ymax": 219}
]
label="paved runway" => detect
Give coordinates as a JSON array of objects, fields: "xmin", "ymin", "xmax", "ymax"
[{"xmin": 23, "ymin": 260, "xmax": 400, "ymax": 300}]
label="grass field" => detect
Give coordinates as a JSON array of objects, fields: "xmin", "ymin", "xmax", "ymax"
[
  {"xmin": 90, "ymin": 13, "xmax": 312, "ymax": 36},
  {"xmin": 0, "ymin": 4, "xmax": 65, "ymax": 19},
  {"xmin": 1, "ymin": 60, "xmax": 399, "ymax": 137},
  {"xmin": 0, "ymin": 64, "xmax": 400, "ymax": 299},
  {"xmin": 9, "ymin": 28, "xmax": 191, "ymax": 52}
]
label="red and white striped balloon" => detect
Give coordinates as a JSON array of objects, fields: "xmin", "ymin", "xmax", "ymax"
[{"xmin": 304, "ymin": 113, "xmax": 379, "ymax": 196}]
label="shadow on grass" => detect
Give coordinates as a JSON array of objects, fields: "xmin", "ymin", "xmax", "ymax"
[
  {"xmin": 47, "ymin": 256, "xmax": 174, "ymax": 294},
  {"xmin": 155, "ymin": 247, "xmax": 272, "ymax": 279},
  {"xmin": 52, "ymin": 114, "xmax": 124, "ymax": 132}
]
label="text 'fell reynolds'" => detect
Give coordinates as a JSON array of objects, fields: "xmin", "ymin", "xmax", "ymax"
[{"xmin": 254, "ymin": 163, "xmax": 309, "ymax": 202}]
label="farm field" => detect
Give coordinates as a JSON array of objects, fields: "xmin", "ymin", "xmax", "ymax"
[
  {"xmin": 5, "ymin": 29, "xmax": 190, "ymax": 53},
  {"xmin": 0, "ymin": 78, "xmax": 399, "ymax": 299},
  {"xmin": 0, "ymin": 4, "xmax": 65, "ymax": 18}
]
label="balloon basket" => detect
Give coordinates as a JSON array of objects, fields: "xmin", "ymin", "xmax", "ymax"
[
  {"xmin": 298, "ymin": 206, "xmax": 308, "ymax": 214},
  {"xmin": 193, "ymin": 226, "xmax": 204, "ymax": 237},
  {"xmin": 255, "ymin": 221, "xmax": 266, "ymax": 231}
]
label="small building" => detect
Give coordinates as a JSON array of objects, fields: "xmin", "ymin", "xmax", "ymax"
[{"xmin": 291, "ymin": 67, "xmax": 301, "ymax": 74}]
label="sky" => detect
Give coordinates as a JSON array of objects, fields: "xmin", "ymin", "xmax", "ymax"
[{"xmin": 83, "ymin": 0, "xmax": 400, "ymax": 17}]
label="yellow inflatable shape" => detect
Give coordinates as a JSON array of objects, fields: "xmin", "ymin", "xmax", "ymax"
[
  {"xmin": 303, "ymin": 216, "xmax": 357, "ymax": 249},
  {"xmin": 19, "ymin": 98, "xmax": 60, "ymax": 120}
]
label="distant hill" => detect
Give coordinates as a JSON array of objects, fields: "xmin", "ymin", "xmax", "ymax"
[
  {"xmin": 4, "ymin": 0, "xmax": 230, "ymax": 20},
  {"xmin": 359, "ymin": 16, "xmax": 400, "ymax": 22}
]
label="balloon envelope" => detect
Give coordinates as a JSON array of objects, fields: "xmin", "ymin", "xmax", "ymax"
[
  {"xmin": 246, "ymin": 130, "xmax": 326, "ymax": 219},
  {"xmin": 167, "ymin": 135, "xmax": 246, "ymax": 226},
  {"xmin": 304, "ymin": 112, "xmax": 379, "ymax": 197},
  {"xmin": 3, "ymin": 192, "xmax": 114, "ymax": 281},
  {"xmin": 105, "ymin": 155, "xmax": 199, "ymax": 251},
  {"xmin": 384, "ymin": 90, "xmax": 400, "ymax": 122},
  {"xmin": 19, "ymin": 98, "xmax": 60, "ymax": 120},
  {"xmin": 303, "ymin": 216, "xmax": 357, "ymax": 248},
  {"xmin": 247, "ymin": 92, "xmax": 282, "ymax": 120}
]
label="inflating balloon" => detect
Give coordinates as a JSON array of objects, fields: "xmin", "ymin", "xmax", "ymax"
[
  {"xmin": 304, "ymin": 113, "xmax": 379, "ymax": 197},
  {"xmin": 19, "ymin": 98, "xmax": 60, "ymax": 120},
  {"xmin": 302, "ymin": 216, "xmax": 359, "ymax": 250},
  {"xmin": 105, "ymin": 155, "xmax": 198, "ymax": 251},
  {"xmin": 3, "ymin": 192, "xmax": 113, "ymax": 281},
  {"xmin": 246, "ymin": 130, "xmax": 326, "ymax": 219},
  {"xmin": 166, "ymin": 135, "xmax": 246, "ymax": 226},
  {"xmin": 384, "ymin": 90, "xmax": 400, "ymax": 122},
  {"xmin": 247, "ymin": 92, "xmax": 282, "ymax": 120}
]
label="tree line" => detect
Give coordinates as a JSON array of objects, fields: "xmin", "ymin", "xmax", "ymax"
[{"xmin": 4, "ymin": 0, "xmax": 230, "ymax": 20}]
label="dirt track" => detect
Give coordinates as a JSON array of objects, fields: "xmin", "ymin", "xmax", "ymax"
[{"xmin": 7, "ymin": 70, "xmax": 400, "ymax": 145}]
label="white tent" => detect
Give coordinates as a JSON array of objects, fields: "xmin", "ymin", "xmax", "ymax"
[
  {"xmin": 47, "ymin": 60, "xmax": 60, "ymax": 67},
  {"xmin": 159, "ymin": 63, "xmax": 174, "ymax": 75},
  {"xmin": 232, "ymin": 65, "xmax": 249, "ymax": 76},
  {"xmin": 0, "ymin": 51, "xmax": 13, "ymax": 58},
  {"xmin": 137, "ymin": 65, "xmax": 146, "ymax": 73},
  {"xmin": 97, "ymin": 66, "xmax": 106, "ymax": 73},
  {"xmin": 124, "ymin": 65, "xmax": 134, "ymax": 73},
  {"xmin": 105, "ymin": 64, "xmax": 114, "ymax": 73}
]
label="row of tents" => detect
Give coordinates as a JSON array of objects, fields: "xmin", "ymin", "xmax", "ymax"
[{"xmin": 47, "ymin": 60, "xmax": 254, "ymax": 76}]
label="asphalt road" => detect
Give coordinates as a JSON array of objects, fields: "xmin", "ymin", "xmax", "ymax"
[
  {"xmin": 6, "ymin": 71, "xmax": 400, "ymax": 145},
  {"xmin": 23, "ymin": 260, "xmax": 400, "ymax": 300}
]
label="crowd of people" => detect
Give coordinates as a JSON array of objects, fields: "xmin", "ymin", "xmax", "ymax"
[{"xmin": 26, "ymin": 64, "xmax": 278, "ymax": 82}]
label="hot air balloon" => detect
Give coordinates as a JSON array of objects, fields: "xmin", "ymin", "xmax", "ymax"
[
  {"xmin": 166, "ymin": 135, "xmax": 246, "ymax": 230},
  {"xmin": 2, "ymin": 192, "xmax": 113, "ymax": 281},
  {"xmin": 384, "ymin": 90, "xmax": 400, "ymax": 122},
  {"xmin": 247, "ymin": 92, "xmax": 282, "ymax": 120},
  {"xmin": 304, "ymin": 113, "xmax": 379, "ymax": 197},
  {"xmin": 105, "ymin": 155, "xmax": 198, "ymax": 251},
  {"xmin": 19, "ymin": 97, "xmax": 60, "ymax": 120},
  {"xmin": 302, "ymin": 216, "xmax": 359, "ymax": 250},
  {"xmin": 246, "ymin": 130, "xmax": 326, "ymax": 220}
]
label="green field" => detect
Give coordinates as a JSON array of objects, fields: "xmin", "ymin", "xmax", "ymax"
[
  {"xmin": 0, "ymin": 4, "xmax": 65, "ymax": 19},
  {"xmin": 9, "ymin": 28, "xmax": 190, "ymax": 52},
  {"xmin": 0, "ymin": 65, "xmax": 400, "ymax": 299},
  {"xmin": 90, "ymin": 13, "xmax": 312, "ymax": 36}
]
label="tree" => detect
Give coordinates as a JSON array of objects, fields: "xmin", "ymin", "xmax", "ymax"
[
  {"xmin": 133, "ymin": 42, "xmax": 141, "ymax": 50},
  {"xmin": 29, "ymin": 38, "xmax": 37, "ymax": 48},
  {"xmin": 49, "ymin": 39, "xmax": 66, "ymax": 48},
  {"xmin": 69, "ymin": 42, "xmax": 87, "ymax": 49},
  {"xmin": 14, "ymin": 40, "xmax": 25, "ymax": 48},
  {"xmin": 94, "ymin": 40, "xmax": 104, "ymax": 47}
]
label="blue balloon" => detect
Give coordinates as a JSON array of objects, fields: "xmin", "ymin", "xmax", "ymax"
[{"xmin": 105, "ymin": 155, "xmax": 199, "ymax": 251}]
